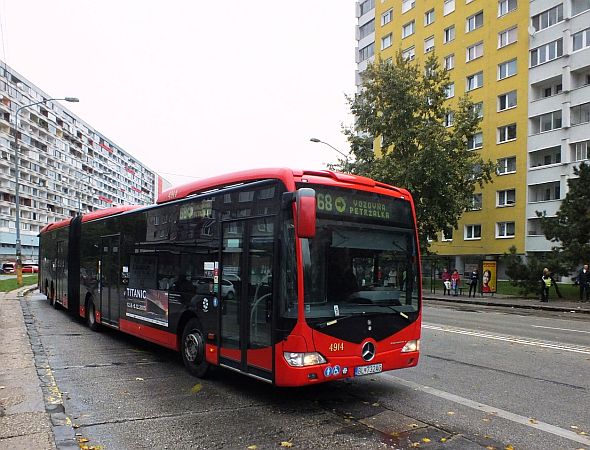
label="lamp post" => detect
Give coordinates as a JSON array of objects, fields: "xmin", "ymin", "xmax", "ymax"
[
  {"xmin": 309, "ymin": 137, "xmax": 351, "ymax": 171},
  {"xmin": 13, "ymin": 97, "xmax": 79, "ymax": 286}
]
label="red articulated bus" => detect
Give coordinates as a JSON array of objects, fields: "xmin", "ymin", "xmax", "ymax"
[{"xmin": 39, "ymin": 168, "xmax": 421, "ymax": 386}]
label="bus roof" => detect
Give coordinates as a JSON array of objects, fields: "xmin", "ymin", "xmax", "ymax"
[
  {"xmin": 157, "ymin": 168, "xmax": 407, "ymax": 204},
  {"xmin": 81, "ymin": 205, "xmax": 143, "ymax": 223},
  {"xmin": 40, "ymin": 218, "xmax": 72, "ymax": 233}
]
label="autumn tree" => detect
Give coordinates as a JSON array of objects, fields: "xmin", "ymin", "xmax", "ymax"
[
  {"xmin": 342, "ymin": 52, "xmax": 495, "ymax": 250},
  {"xmin": 538, "ymin": 162, "xmax": 590, "ymax": 267}
]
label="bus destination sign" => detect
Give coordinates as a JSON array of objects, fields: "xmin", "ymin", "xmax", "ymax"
[{"xmin": 312, "ymin": 186, "xmax": 411, "ymax": 225}]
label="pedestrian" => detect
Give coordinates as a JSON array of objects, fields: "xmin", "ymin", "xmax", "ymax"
[
  {"xmin": 451, "ymin": 269, "xmax": 461, "ymax": 296},
  {"xmin": 441, "ymin": 267, "xmax": 451, "ymax": 295},
  {"xmin": 468, "ymin": 268, "xmax": 479, "ymax": 297},
  {"xmin": 578, "ymin": 264, "xmax": 590, "ymax": 302},
  {"xmin": 540, "ymin": 267, "xmax": 553, "ymax": 302}
]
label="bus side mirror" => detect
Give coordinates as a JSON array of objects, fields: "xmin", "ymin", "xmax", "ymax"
[{"xmin": 295, "ymin": 188, "xmax": 316, "ymax": 238}]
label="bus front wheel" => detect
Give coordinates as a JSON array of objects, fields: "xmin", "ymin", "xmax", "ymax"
[
  {"xmin": 181, "ymin": 318, "xmax": 210, "ymax": 378},
  {"xmin": 87, "ymin": 301, "xmax": 100, "ymax": 331}
]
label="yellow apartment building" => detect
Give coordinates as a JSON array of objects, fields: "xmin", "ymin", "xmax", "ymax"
[{"xmin": 355, "ymin": 0, "xmax": 590, "ymax": 278}]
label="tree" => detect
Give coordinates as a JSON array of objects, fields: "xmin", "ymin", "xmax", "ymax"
[
  {"xmin": 538, "ymin": 162, "xmax": 590, "ymax": 267},
  {"xmin": 343, "ymin": 52, "xmax": 495, "ymax": 250}
]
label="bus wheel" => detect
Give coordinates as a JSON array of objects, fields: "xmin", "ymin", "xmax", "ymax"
[
  {"xmin": 87, "ymin": 301, "xmax": 100, "ymax": 331},
  {"xmin": 181, "ymin": 319, "xmax": 210, "ymax": 378}
]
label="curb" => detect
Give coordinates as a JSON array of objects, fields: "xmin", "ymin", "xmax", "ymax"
[
  {"xmin": 425, "ymin": 296, "xmax": 590, "ymax": 314},
  {"xmin": 20, "ymin": 292, "xmax": 79, "ymax": 449}
]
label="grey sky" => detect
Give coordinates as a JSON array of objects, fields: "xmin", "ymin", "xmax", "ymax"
[{"xmin": 0, "ymin": 1, "xmax": 357, "ymax": 186}]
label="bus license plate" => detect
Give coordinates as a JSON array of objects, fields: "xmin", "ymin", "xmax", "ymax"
[{"xmin": 354, "ymin": 363, "xmax": 382, "ymax": 376}]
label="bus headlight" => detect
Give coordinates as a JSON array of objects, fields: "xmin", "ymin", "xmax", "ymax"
[
  {"xmin": 283, "ymin": 352, "xmax": 327, "ymax": 367},
  {"xmin": 401, "ymin": 339, "xmax": 420, "ymax": 353}
]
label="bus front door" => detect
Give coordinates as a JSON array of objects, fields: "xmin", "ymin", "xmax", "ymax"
[
  {"xmin": 99, "ymin": 235, "xmax": 121, "ymax": 326},
  {"xmin": 220, "ymin": 219, "xmax": 274, "ymax": 382}
]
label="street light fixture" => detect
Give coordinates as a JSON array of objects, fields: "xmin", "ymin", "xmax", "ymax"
[
  {"xmin": 13, "ymin": 97, "xmax": 79, "ymax": 286},
  {"xmin": 309, "ymin": 138, "xmax": 351, "ymax": 170}
]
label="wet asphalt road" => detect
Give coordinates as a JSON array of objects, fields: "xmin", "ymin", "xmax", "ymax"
[{"xmin": 23, "ymin": 293, "xmax": 590, "ymax": 450}]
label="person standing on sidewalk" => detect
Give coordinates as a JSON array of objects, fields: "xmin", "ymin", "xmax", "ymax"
[
  {"xmin": 441, "ymin": 268, "xmax": 451, "ymax": 295},
  {"xmin": 468, "ymin": 269, "xmax": 479, "ymax": 298},
  {"xmin": 578, "ymin": 264, "xmax": 590, "ymax": 302},
  {"xmin": 540, "ymin": 268, "xmax": 553, "ymax": 302},
  {"xmin": 451, "ymin": 269, "xmax": 461, "ymax": 297}
]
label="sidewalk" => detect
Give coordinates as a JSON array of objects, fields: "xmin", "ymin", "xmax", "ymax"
[
  {"xmin": 425, "ymin": 290, "xmax": 590, "ymax": 314},
  {"xmin": 0, "ymin": 287, "xmax": 56, "ymax": 450}
]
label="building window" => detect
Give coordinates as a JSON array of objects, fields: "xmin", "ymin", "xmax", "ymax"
[
  {"xmin": 497, "ymin": 189, "xmax": 516, "ymax": 207},
  {"xmin": 530, "ymin": 39, "xmax": 563, "ymax": 67},
  {"xmin": 573, "ymin": 140, "xmax": 589, "ymax": 161},
  {"xmin": 381, "ymin": 8, "xmax": 393, "ymax": 25},
  {"xmin": 572, "ymin": 0, "xmax": 590, "ymax": 16},
  {"xmin": 498, "ymin": 26, "xmax": 518, "ymax": 48},
  {"xmin": 466, "ymin": 11, "xmax": 484, "ymax": 32},
  {"xmin": 465, "ymin": 224, "xmax": 482, "ymax": 240},
  {"xmin": 496, "ymin": 221, "xmax": 515, "ymax": 238},
  {"xmin": 530, "ymin": 146, "xmax": 561, "ymax": 167},
  {"xmin": 467, "ymin": 132, "xmax": 483, "ymax": 150},
  {"xmin": 444, "ymin": 0, "xmax": 456, "ymax": 16},
  {"xmin": 359, "ymin": 42, "xmax": 374, "ymax": 62},
  {"xmin": 444, "ymin": 112, "xmax": 454, "ymax": 127},
  {"xmin": 381, "ymin": 33, "xmax": 393, "ymax": 50},
  {"xmin": 498, "ymin": 90, "xmax": 517, "ymax": 111},
  {"xmin": 531, "ymin": 4, "xmax": 563, "ymax": 31},
  {"xmin": 498, "ymin": 0, "xmax": 517, "ymax": 17},
  {"xmin": 467, "ymin": 42, "xmax": 484, "ymax": 61},
  {"xmin": 498, "ymin": 124, "xmax": 517, "ymax": 143},
  {"xmin": 402, "ymin": 20, "xmax": 415, "ymax": 38},
  {"xmin": 572, "ymin": 28, "xmax": 590, "ymax": 52},
  {"xmin": 442, "ymin": 228, "xmax": 453, "ymax": 241},
  {"xmin": 471, "ymin": 193, "xmax": 483, "ymax": 210},
  {"xmin": 466, "ymin": 72, "xmax": 484, "ymax": 91},
  {"xmin": 359, "ymin": 19, "xmax": 375, "ymax": 39},
  {"xmin": 425, "ymin": 9, "xmax": 435, "ymax": 25},
  {"xmin": 498, "ymin": 59, "xmax": 517, "ymax": 79},
  {"xmin": 445, "ymin": 82, "xmax": 455, "ymax": 98},
  {"xmin": 571, "ymin": 102, "xmax": 590, "ymax": 126},
  {"xmin": 529, "ymin": 182, "xmax": 560, "ymax": 202},
  {"xmin": 444, "ymin": 54, "xmax": 455, "ymax": 70},
  {"xmin": 402, "ymin": 0, "xmax": 416, "ymax": 13},
  {"xmin": 533, "ymin": 110, "xmax": 562, "ymax": 133},
  {"xmin": 360, "ymin": 0, "xmax": 375, "ymax": 16},
  {"xmin": 497, "ymin": 156, "xmax": 516, "ymax": 174},
  {"xmin": 444, "ymin": 25, "xmax": 456, "ymax": 43},
  {"xmin": 402, "ymin": 46, "xmax": 416, "ymax": 61},
  {"xmin": 424, "ymin": 36, "xmax": 435, "ymax": 53},
  {"xmin": 473, "ymin": 102, "xmax": 484, "ymax": 118}
]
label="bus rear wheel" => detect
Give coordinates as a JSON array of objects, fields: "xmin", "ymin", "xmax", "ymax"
[
  {"xmin": 181, "ymin": 318, "xmax": 210, "ymax": 378},
  {"xmin": 87, "ymin": 301, "xmax": 100, "ymax": 331}
]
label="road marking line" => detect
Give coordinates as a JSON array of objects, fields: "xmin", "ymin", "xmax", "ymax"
[
  {"xmin": 531, "ymin": 325, "xmax": 590, "ymax": 334},
  {"xmin": 422, "ymin": 324, "xmax": 590, "ymax": 355},
  {"xmin": 383, "ymin": 374, "xmax": 590, "ymax": 446}
]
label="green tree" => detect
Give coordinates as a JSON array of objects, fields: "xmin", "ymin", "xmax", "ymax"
[
  {"xmin": 343, "ymin": 52, "xmax": 495, "ymax": 250},
  {"xmin": 538, "ymin": 162, "xmax": 590, "ymax": 267}
]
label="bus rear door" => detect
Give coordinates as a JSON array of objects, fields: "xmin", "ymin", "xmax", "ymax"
[
  {"xmin": 99, "ymin": 234, "xmax": 121, "ymax": 326},
  {"xmin": 220, "ymin": 218, "xmax": 274, "ymax": 382}
]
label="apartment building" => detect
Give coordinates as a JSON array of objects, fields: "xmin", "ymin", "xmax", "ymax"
[
  {"xmin": 0, "ymin": 61, "xmax": 168, "ymax": 262},
  {"xmin": 355, "ymin": 0, "xmax": 590, "ymax": 274}
]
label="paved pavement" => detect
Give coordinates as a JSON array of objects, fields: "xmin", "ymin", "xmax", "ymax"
[
  {"xmin": 424, "ymin": 290, "xmax": 590, "ymax": 314},
  {"xmin": 0, "ymin": 287, "xmax": 588, "ymax": 450},
  {"xmin": 0, "ymin": 286, "xmax": 57, "ymax": 450}
]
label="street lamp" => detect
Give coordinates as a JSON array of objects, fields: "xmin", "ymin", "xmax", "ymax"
[
  {"xmin": 13, "ymin": 97, "xmax": 79, "ymax": 286},
  {"xmin": 309, "ymin": 137, "xmax": 351, "ymax": 170}
]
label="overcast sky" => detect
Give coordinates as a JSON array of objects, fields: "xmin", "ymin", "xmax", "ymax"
[{"xmin": 0, "ymin": 1, "xmax": 357, "ymax": 186}]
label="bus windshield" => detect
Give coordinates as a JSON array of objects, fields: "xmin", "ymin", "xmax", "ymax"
[{"xmin": 302, "ymin": 219, "xmax": 419, "ymax": 320}]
